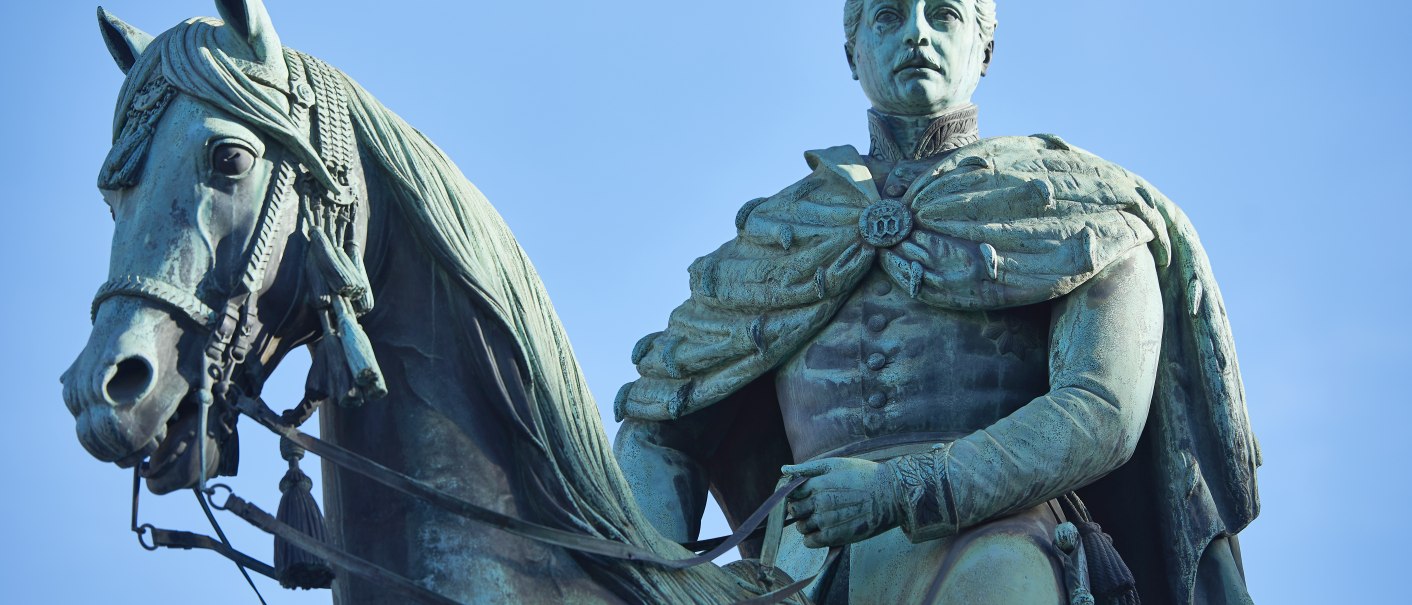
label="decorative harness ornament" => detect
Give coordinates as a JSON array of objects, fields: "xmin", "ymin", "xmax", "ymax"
[{"xmin": 96, "ymin": 49, "xmax": 835, "ymax": 605}]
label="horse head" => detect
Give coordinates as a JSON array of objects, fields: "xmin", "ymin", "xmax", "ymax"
[{"xmin": 62, "ymin": 0, "xmax": 367, "ymax": 495}]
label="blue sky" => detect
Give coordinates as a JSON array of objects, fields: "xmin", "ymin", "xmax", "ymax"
[{"xmin": 2, "ymin": 1, "xmax": 1408, "ymax": 603}]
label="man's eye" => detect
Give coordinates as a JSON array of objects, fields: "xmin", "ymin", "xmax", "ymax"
[
  {"xmin": 874, "ymin": 8, "xmax": 902, "ymax": 25},
  {"xmin": 931, "ymin": 8, "xmax": 961, "ymax": 24},
  {"xmin": 212, "ymin": 143, "xmax": 256, "ymax": 177}
]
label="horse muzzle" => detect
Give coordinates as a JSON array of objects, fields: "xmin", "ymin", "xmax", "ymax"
[{"xmin": 62, "ymin": 298, "xmax": 195, "ymax": 471}]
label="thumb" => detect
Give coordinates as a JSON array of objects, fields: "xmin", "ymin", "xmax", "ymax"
[{"xmin": 782, "ymin": 459, "xmax": 837, "ymax": 478}]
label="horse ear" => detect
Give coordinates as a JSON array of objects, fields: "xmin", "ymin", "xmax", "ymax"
[
  {"xmin": 214, "ymin": 0, "xmax": 281, "ymax": 63},
  {"xmin": 97, "ymin": 7, "xmax": 152, "ymax": 74}
]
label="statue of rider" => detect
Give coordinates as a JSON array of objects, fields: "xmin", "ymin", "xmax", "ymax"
[{"xmin": 614, "ymin": 2, "xmax": 1260, "ymax": 603}]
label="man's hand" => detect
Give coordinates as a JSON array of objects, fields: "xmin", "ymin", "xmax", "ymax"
[{"xmin": 782, "ymin": 457, "xmax": 903, "ymax": 548}]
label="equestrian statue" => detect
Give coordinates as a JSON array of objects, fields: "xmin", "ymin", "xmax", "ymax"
[{"xmin": 60, "ymin": 1, "xmax": 1260, "ymax": 604}]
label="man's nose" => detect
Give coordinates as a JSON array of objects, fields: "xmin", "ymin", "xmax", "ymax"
[{"xmin": 904, "ymin": 12, "xmax": 934, "ymax": 48}]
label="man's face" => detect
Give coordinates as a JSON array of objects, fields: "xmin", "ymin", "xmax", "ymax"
[{"xmin": 850, "ymin": 0, "xmax": 991, "ymax": 116}]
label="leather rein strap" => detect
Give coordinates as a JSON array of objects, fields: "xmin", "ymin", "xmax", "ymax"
[
  {"xmin": 237, "ymin": 394, "xmax": 802, "ymax": 569},
  {"xmin": 220, "ymin": 395, "xmax": 834, "ymax": 605}
]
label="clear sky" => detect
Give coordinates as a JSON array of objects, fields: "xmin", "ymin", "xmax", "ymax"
[{"xmin": 2, "ymin": 1, "xmax": 1408, "ymax": 603}]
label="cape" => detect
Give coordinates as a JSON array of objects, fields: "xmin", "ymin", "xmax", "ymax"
[{"xmin": 615, "ymin": 135, "xmax": 1260, "ymax": 604}]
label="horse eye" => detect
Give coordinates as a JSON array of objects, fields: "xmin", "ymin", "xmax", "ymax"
[{"xmin": 212, "ymin": 143, "xmax": 255, "ymax": 177}]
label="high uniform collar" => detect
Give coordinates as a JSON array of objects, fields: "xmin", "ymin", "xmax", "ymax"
[{"xmin": 867, "ymin": 105, "xmax": 980, "ymax": 163}]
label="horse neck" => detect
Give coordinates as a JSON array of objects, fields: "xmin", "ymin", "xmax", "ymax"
[{"xmin": 314, "ymin": 160, "xmax": 620, "ymax": 605}]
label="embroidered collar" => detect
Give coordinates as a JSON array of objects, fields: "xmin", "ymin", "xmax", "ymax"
[{"xmin": 867, "ymin": 105, "xmax": 980, "ymax": 162}]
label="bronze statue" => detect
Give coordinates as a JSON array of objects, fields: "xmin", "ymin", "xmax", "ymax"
[{"xmin": 614, "ymin": 1, "xmax": 1260, "ymax": 603}]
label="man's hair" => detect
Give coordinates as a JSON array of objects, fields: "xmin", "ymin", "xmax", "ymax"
[{"xmin": 844, "ymin": 0, "xmax": 997, "ymax": 54}]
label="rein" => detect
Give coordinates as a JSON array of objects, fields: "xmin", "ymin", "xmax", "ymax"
[
  {"xmin": 233, "ymin": 393, "xmax": 834, "ymax": 605},
  {"xmin": 101, "ymin": 49, "xmax": 835, "ymax": 604},
  {"xmin": 131, "ymin": 389, "xmax": 831, "ymax": 605}
]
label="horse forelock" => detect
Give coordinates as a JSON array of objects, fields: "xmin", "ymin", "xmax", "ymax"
[{"xmin": 99, "ymin": 17, "xmax": 326, "ymax": 191}]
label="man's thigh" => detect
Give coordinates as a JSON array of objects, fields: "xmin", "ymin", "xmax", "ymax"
[{"xmin": 847, "ymin": 503, "xmax": 1065, "ymax": 605}]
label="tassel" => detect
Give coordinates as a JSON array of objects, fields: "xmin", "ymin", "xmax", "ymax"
[
  {"xmin": 1076, "ymin": 521, "xmax": 1140, "ymax": 605},
  {"xmin": 305, "ymin": 299, "xmax": 363, "ymax": 408},
  {"xmin": 274, "ymin": 438, "xmax": 334, "ymax": 590},
  {"xmin": 331, "ymin": 296, "xmax": 386, "ymax": 400},
  {"xmin": 1060, "ymin": 493, "xmax": 1140, "ymax": 605}
]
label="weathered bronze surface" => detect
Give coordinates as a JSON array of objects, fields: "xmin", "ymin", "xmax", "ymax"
[
  {"xmin": 60, "ymin": 1, "xmax": 1260, "ymax": 604},
  {"xmin": 614, "ymin": 1, "xmax": 1260, "ymax": 604}
]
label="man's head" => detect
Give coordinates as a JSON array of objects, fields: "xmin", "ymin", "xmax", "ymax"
[{"xmin": 844, "ymin": 0, "xmax": 996, "ymax": 116}]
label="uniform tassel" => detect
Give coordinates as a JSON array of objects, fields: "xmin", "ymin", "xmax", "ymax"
[
  {"xmin": 1076, "ymin": 520, "xmax": 1140, "ymax": 605},
  {"xmin": 1061, "ymin": 493, "xmax": 1140, "ymax": 605},
  {"xmin": 274, "ymin": 437, "xmax": 334, "ymax": 590}
]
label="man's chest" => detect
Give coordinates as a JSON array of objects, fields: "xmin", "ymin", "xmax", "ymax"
[{"xmin": 773, "ymin": 270, "xmax": 1052, "ymax": 461}]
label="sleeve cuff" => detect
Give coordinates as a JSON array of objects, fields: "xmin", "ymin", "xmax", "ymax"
[{"xmin": 885, "ymin": 442, "xmax": 959, "ymax": 543}]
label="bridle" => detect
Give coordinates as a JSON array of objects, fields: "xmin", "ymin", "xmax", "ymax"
[
  {"xmin": 93, "ymin": 47, "xmax": 378, "ymax": 604},
  {"xmin": 92, "ymin": 49, "xmax": 835, "ymax": 605}
]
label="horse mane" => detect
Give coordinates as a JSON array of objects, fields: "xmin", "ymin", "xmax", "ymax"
[
  {"xmin": 105, "ymin": 16, "xmax": 749, "ymax": 603},
  {"xmin": 343, "ymin": 81, "xmax": 754, "ymax": 602}
]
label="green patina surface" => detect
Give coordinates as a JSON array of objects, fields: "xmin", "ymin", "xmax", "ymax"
[
  {"xmin": 614, "ymin": 2, "xmax": 1260, "ymax": 604},
  {"xmin": 65, "ymin": 0, "xmax": 1260, "ymax": 603}
]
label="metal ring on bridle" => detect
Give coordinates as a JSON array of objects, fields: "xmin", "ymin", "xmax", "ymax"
[
  {"xmin": 206, "ymin": 483, "xmax": 234, "ymax": 511},
  {"xmin": 136, "ymin": 523, "xmax": 158, "ymax": 551}
]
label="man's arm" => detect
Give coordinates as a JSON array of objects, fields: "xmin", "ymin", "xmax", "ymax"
[
  {"xmin": 614, "ymin": 398, "xmax": 742, "ymax": 543},
  {"xmin": 786, "ymin": 245, "xmax": 1164, "ymax": 547}
]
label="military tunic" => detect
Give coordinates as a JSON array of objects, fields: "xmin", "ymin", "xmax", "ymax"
[{"xmin": 615, "ymin": 105, "xmax": 1254, "ymax": 604}]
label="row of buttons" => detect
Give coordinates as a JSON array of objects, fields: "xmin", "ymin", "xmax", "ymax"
[{"xmin": 863, "ymin": 280, "xmax": 893, "ymax": 425}]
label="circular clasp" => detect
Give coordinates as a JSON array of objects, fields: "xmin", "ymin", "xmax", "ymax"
[{"xmin": 858, "ymin": 199, "xmax": 914, "ymax": 248}]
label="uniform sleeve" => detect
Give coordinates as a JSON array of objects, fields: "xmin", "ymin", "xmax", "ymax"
[
  {"xmin": 886, "ymin": 245, "xmax": 1164, "ymax": 542},
  {"xmin": 613, "ymin": 399, "xmax": 742, "ymax": 543}
]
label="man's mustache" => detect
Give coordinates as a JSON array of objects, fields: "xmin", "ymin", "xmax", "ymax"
[{"xmin": 894, "ymin": 49, "xmax": 943, "ymax": 74}]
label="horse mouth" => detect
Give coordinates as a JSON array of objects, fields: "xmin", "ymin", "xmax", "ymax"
[{"xmin": 129, "ymin": 395, "xmax": 219, "ymax": 494}]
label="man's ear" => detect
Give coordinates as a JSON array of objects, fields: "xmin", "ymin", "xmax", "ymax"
[
  {"xmin": 980, "ymin": 40, "xmax": 994, "ymax": 77},
  {"xmin": 845, "ymin": 43, "xmax": 859, "ymax": 80}
]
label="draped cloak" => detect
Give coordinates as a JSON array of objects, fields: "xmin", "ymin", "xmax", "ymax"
[{"xmin": 614, "ymin": 135, "xmax": 1261, "ymax": 605}]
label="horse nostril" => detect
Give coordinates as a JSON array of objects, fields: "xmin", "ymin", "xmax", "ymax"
[{"xmin": 104, "ymin": 356, "xmax": 154, "ymax": 407}]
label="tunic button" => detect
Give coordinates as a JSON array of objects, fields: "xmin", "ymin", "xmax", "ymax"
[
  {"xmin": 867, "ymin": 314, "xmax": 888, "ymax": 332},
  {"xmin": 867, "ymin": 353, "xmax": 887, "ymax": 371},
  {"xmin": 873, "ymin": 281, "xmax": 892, "ymax": 296},
  {"xmin": 884, "ymin": 182, "xmax": 907, "ymax": 198},
  {"xmin": 866, "ymin": 392, "xmax": 887, "ymax": 409}
]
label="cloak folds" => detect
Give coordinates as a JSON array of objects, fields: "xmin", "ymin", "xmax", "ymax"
[{"xmin": 615, "ymin": 136, "xmax": 1260, "ymax": 604}]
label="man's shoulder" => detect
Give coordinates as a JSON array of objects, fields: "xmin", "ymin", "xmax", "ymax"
[
  {"xmin": 794, "ymin": 135, "xmax": 1131, "ymax": 178},
  {"xmin": 802, "ymin": 144, "xmax": 868, "ymax": 171}
]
